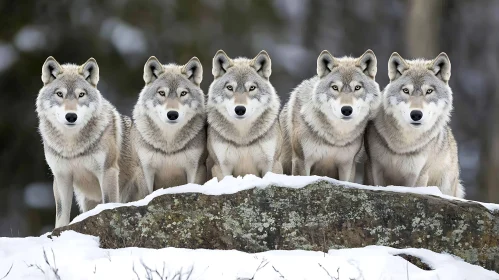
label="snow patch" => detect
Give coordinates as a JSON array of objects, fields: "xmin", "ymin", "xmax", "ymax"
[
  {"xmin": 72, "ymin": 173, "xmax": 499, "ymax": 224},
  {"xmin": 0, "ymin": 231, "xmax": 496, "ymax": 279}
]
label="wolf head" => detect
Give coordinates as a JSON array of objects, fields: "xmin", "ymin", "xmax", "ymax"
[
  {"xmin": 36, "ymin": 57, "xmax": 102, "ymax": 131},
  {"xmin": 207, "ymin": 50, "xmax": 279, "ymax": 123},
  {"xmin": 312, "ymin": 50, "xmax": 381, "ymax": 125},
  {"xmin": 384, "ymin": 52, "xmax": 452, "ymax": 131},
  {"xmin": 134, "ymin": 56, "xmax": 204, "ymax": 126}
]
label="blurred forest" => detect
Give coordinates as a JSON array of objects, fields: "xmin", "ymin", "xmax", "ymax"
[{"xmin": 0, "ymin": 0, "xmax": 498, "ymax": 236}]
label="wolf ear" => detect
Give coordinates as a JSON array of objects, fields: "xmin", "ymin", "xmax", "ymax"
[
  {"xmin": 317, "ymin": 50, "xmax": 338, "ymax": 78},
  {"xmin": 182, "ymin": 57, "xmax": 203, "ymax": 86},
  {"xmin": 251, "ymin": 50, "xmax": 272, "ymax": 79},
  {"xmin": 357, "ymin": 49, "xmax": 377, "ymax": 79},
  {"xmin": 388, "ymin": 52, "xmax": 409, "ymax": 81},
  {"xmin": 431, "ymin": 52, "xmax": 451, "ymax": 83},
  {"xmin": 143, "ymin": 56, "xmax": 164, "ymax": 84},
  {"xmin": 212, "ymin": 50, "xmax": 232, "ymax": 78},
  {"xmin": 41, "ymin": 56, "xmax": 63, "ymax": 85},
  {"xmin": 79, "ymin": 58, "xmax": 99, "ymax": 86}
]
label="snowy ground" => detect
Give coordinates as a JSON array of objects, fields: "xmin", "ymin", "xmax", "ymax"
[
  {"xmin": 1, "ymin": 174, "xmax": 498, "ymax": 279},
  {"xmin": 0, "ymin": 231, "xmax": 498, "ymax": 280}
]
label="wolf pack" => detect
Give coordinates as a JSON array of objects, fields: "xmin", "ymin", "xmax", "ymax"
[{"xmin": 36, "ymin": 49, "xmax": 465, "ymax": 228}]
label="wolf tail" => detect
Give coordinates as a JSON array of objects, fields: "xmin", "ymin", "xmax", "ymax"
[{"xmin": 455, "ymin": 181, "xmax": 465, "ymax": 199}]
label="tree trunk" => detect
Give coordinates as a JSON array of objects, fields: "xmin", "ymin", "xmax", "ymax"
[
  {"xmin": 480, "ymin": 43, "xmax": 499, "ymax": 203},
  {"xmin": 406, "ymin": 0, "xmax": 443, "ymax": 58}
]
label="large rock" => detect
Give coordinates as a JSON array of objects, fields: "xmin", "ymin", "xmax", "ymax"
[{"xmin": 51, "ymin": 181, "xmax": 499, "ymax": 272}]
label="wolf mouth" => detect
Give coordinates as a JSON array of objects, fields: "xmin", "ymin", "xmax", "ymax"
[{"xmin": 411, "ymin": 122, "xmax": 422, "ymax": 126}]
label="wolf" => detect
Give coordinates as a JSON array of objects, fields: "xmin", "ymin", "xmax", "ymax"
[
  {"xmin": 206, "ymin": 50, "xmax": 282, "ymax": 180},
  {"xmin": 364, "ymin": 52, "xmax": 465, "ymax": 198},
  {"xmin": 36, "ymin": 57, "xmax": 148, "ymax": 228},
  {"xmin": 279, "ymin": 50, "xmax": 381, "ymax": 181},
  {"xmin": 132, "ymin": 56, "xmax": 207, "ymax": 191}
]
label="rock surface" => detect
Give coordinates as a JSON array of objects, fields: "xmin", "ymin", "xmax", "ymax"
[{"xmin": 51, "ymin": 181, "xmax": 499, "ymax": 272}]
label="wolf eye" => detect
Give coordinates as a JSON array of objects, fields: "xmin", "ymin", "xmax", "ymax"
[
  {"xmin": 180, "ymin": 91, "xmax": 188, "ymax": 96},
  {"xmin": 226, "ymin": 85, "xmax": 233, "ymax": 91},
  {"xmin": 354, "ymin": 85, "xmax": 362, "ymax": 91},
  {"xmin": 402, "ymin": 88, "xmax": 410, "ymax": 94},
  {"xmin": 55, "ymin": 91, "xmax": 63, "ymax": 98},
  {"xmin": 158, "ymin": 90, "xmax": 165, "ymax": 96},
  {"xmin": 332, "ymin": 85, "xmax": 339, "ymax": 91},
  {"xmin": 79, "ymin": 92, "xmax": 85, "ymax": 98},
  {"xmin": 426, "ymin": 89, "xmax": 433, "ymax": 94},
  {"xmin": 249, "ymin": 86, "xmax": 256, "ymax": 91}
]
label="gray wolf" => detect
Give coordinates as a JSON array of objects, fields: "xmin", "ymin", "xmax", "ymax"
[
  {"xmin": 280, "ymin": 50, "xmax": 381, "ymax": 181},
  {"xmin": 36, "ymin": 57, "xmax": 147, "ymax": 228},
  {"xmin": 132, "ymin": 56, "xmax": 207, "ymax": 191},
  {"xmin": 206, "ymin": 50, "xmax": 282, "ymax": 180},
  {"xmin": 364, "ymin": 52, "xmax": 465, "ymax": 198}
]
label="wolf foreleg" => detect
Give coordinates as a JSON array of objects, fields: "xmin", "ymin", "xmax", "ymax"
[
  {"xmin": 101, "ymin": 167, "xmax": 120, "ymax": 203},
  {"xmin": 292, "ymin": 157, "xmax": 309, "ymax": 176},
  {"xmin": 53, "ymin": 174, "xmax": 74, "ymax": 228},
  {"xmin": 415, "ymin": 173, "xmax": 429, "ymax": 187},
  {"xmin": 186, "ymin": 164, "xmax": 207, "ymax": 184},
  {"xmin": 211, "ymin": 164, "xmax": 227, "ymax": 181},
  {"xmin": 371, "ymin": 161, "xmax": 386, "ymax": 186},
  {"xmin": 338, "ymin": 161, "xmax": 355, "ymax": 182}
]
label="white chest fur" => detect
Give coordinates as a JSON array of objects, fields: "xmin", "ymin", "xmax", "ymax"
[{"xmin": 212, "ymin": 137, "xmax": 277, "ymax": 177}]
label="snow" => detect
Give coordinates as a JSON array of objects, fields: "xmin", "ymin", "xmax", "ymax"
[
  {"xmin": 72, "ymin": 173, "xmax": 499, "ymax": 224},
  {"xmin": 0, "ymin": 231, "xmax": 497, "ymax": 280}
]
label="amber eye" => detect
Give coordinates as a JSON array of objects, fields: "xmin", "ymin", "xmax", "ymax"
[
  {"xmin": 180, "ymin": 91, "xmax": 188, "ymax": 96},
  {"xmin": 402, "ymin": 88, "xmax": 410, "ymax": 94},
  {"xmin": 158, "ymin": 90, "xmax": 165, "ymax": 96},
  {"xmin": 249, "ymin": 86, "xmax": 256, "ymax": 91},
  {"xmin": 355, "ymin": 85, "xmax": 362, "ymax": 91},
  {"xmin": 426, "ymin": 89, "xmax": 433, "ymax": 94},
  {"xmin": 226, "ymin": 85, "xmax": 233, "ymax": 91},
  {"xmin": 79, "ymin": 92, "xmax": 85, "ymax": 98},
  {"xmin": 332, "ymin": 85, "xmax": 339, "ymax": 91},
  {"xmin": 56, "ymin": 91, "xmax": 63, "ymax": 98}
]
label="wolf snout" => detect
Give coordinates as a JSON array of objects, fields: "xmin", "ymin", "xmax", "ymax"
[
  {"xmin": 410, "ymin": 110, "xmax": 423, "ymax": 122},
  {"xmin": 234, "ymin": 106, "xmax": 246, "ymax": 116},
  {"xmin": 341, "ymin": 106, "xmax": 353, "ymax": 117},
  {"xmin": 65, "ymin": 113, "xmax": 78, "ymax": 123},
  {"xmin": 166, "ymin": 111, "xmax": 179, "ymax": 121}
]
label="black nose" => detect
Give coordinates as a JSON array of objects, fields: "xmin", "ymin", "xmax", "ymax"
[
  {"xmin": 65, "ymin": 113, "xmax": 77, "ymax": 123},
  {"xmin": 234, "ymin": 106, "xmax": 246, "ymax": 116},
  {"xmin": 341, "ymin": 106, "xmax": 353, "ymax": 117},
  {"xmin": 167, "ymin": 111, "xmax": 179, "ymax": 121},
  {"xmin": 410, "ymin": 110, "xmax": 423, "ymax": 121}
]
